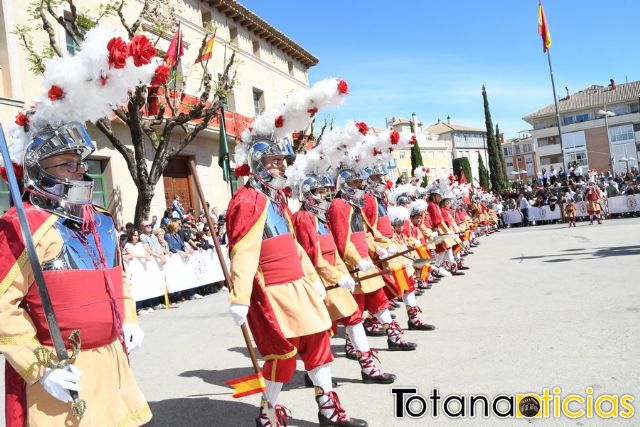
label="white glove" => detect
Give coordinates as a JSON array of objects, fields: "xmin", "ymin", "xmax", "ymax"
[
  {"xmin": 229, "ymin": 304, "xmax": 249, "ymax": 326},
  {"xmin": 405, "ymin": 261, "xmax": 414, "ymax": 269},
  {"xmin": 375, "ymin": 247, "xmax": 388, "ymax": 257},
  {"xmin": 400, "ymin": 244, "xmax": 408, "ymax": 251},
  {"xmin": 413, "ymin": 239, "xmax": 422, "ymax": 246},
  {"xmin": 123, "ymin": 323, "xmax": 144, "ymax": 354},
  {"xmin": 40, "ymin": 365, "xmax": 82, "ymax": 403},
  {"xmin": 313, "ymin": 281, "xmax": 327, "ymax": 299},
  {"xmin": 431, "ymin": 231, "xmax": 439, "ymax": 238},
  {"xmin": 447, "ymin": 231, "xmax": 455, "ymax": 236},
  {"xmin": 357, "ymin": 259, "xmax": 375, "ymax": 272},
  {"xmin": 337, "ymin": 275, "xmax": 356, "ymax": 292},
  {"xmin": 386, "ymin": 245, "xmax": 397, "ymax": 255}
]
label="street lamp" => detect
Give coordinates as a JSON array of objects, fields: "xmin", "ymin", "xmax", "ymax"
[
  {"xmin": 597, "ymin": 106, "xmax": 615, "ymax": 171},
  {"xmin": 619, "ymin": 146, "xmax": 637, "ymax": 174}
]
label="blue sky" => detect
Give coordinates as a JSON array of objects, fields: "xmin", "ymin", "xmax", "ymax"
[{"xmin": 239, "ymin": 0, "xmax": 640, "ymax": 138}]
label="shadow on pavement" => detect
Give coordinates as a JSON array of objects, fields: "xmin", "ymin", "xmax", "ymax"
[
  {"xmin": 147, "ymin": 397, "xmax": 317, "ymax": 426},
  {"xmin": 511, "ymin": 245, "xmax": 640, "ymax": 262}
]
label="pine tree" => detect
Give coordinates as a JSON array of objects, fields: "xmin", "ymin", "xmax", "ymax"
[
  {"xmin": 482, "ymin": 85, "xmax": 507, "ymax": 194},
  {"xmin": 478, "ymin": 152, "xmax": 490, "ymax": 189},
  {"xmin": 495, "ymin": 123, "xmax": 508, "ymax": 183}
]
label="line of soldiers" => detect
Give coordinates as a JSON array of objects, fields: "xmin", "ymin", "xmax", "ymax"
[{"xmin": 226, "ymin": 131, "xmax": 500, "ymax": 426}]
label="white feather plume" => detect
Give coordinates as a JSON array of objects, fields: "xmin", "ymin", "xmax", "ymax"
[{"xmin": 388, "ymin": 205, "xmax": 410, "ymax": 225}]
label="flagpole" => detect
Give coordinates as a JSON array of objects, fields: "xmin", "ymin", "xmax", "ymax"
[{"xmin": 545, "ymin": 49, "xmax": 567, "ymax": 173}]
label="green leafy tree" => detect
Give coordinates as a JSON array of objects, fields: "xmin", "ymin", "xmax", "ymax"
[{"xmin": 478, "ymin": 152, "xmax": 490, "ymax": 189}]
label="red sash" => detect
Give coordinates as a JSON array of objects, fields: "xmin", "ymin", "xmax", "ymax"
[
  {"xmin": 319, "ymin": 234, "xmax": 337, "ymax": 266},
  {"xmin": 23, "ymin": 268, "xmax": 125, "ymax": 350},
  {"xmin": 350, "ymin": 231, "xmax": 369, "ymax": 258},
  {"xmin": 376, "ymin": 215, "xmax": 394, "ymax": 238},
  {"xmin": 259, "ymin": 234, "xmax": 304, "ymax": 285}
]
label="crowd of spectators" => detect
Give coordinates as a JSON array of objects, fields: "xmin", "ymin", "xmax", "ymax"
[
  {"xmin": 490, "ymin": 162, "xmax": 640, "ymax": 227},
  {"xmin": 120, "ymin": 194, "xmax": 228, "ymax": 315}
]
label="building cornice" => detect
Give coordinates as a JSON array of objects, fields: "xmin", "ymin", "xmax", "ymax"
[{"xmin": 206, "ymin": 0, "xmax": 319, "ymax": 68}]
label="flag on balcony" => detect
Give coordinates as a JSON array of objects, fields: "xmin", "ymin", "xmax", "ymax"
[
  {"xmin": 165, "ymin": 24, "xmax": 184, "ymax": 68},
  {"xmin": 195, "ymin": 33, "xmax": 216, "ymax": 64},
  {"xmin": 537, "ymin": 1, "xmax": 552, "ymax": 53}
]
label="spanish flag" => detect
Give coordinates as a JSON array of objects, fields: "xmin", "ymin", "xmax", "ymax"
[
  {"xmin": 195, "ymin": 33, "xmax": 216, "ymax": 64},
  {"xmin": 225, "ymin": 372, "xmax": 267, "ymax": 398},
  {"xmin": 537, "ymin": 1, "xmax": 552, "ymax": 52},
  {"xmin": 390, "ymin": 264, "xmax": 412, "ymax": 295}
]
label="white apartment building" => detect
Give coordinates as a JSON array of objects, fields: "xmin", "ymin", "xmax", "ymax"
[{"xmin": 0, "ymin": 0, "xmax": 317, "ymax": 223}]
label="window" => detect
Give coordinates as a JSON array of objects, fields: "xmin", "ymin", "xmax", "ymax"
[
  {"xmin": 287, "ymin": 60, "xmax": 294, "ymax": 76},
  {"xmin": 201, "ymin": 10, "xmax": 212, "ymax": 27},
  {"xmin": 64, "ymin": 12, "xmax": 80, "ymax": 55},
  {"xmin": 401, "ymin": 170, "xmax": 408, "ymax": 182},
  {"xmin": 562, "ymin": 113, "xmax": 590, "ymax": 126},
  {"xmin": 252, "ymin": 88, "xmax": 265, "ymax": 116},
  {"xmin": 612, "ymin": 106, "xmax": 629, "ymax": 116},
  {"xmin": 523, "ymin": 143, "xmax": 533, "ymax": 153},
  {"xmin": 566, "ymin": 151, "xmax": 588, "ymax": 168},
  {"xmin": 0, "ymin": 179, "xmax": 10, "ymax": 214},
  {"xmin": 229, "ymin": 27, "xmax": 238, "ymax": 46},
  {"xmin": 399, "ymin": 152, "xmax": 405, "ymax": 160},
  {"xmin": 515, "ymin": 146, "xmax": 521, "ymax": 155},
  {"xmin": 503, "ymin": 146, "xmax": 512, "ymax": 156},
  {"xmin": 86, "ymin": 159, "xmax": 107, "ymax": 208},
  {"xmin": 506, "ymin": 160, "xmax": 514, "ymax": 168},
  {"xmin": 252, "ymin": 40, "xmax": 260, "ymax": 57},
  {"xmin": 538, "ymin": 136, "xmax": 559, "ymax": 146},
  {"xmin": 609, "ymin": 124, "xmax": 635, "ymax": 144}
]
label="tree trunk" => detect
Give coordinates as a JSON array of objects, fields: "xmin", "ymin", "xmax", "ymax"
[{"xmin": 133, "ymin": 183, "xmax": 156, "ymax": 226}]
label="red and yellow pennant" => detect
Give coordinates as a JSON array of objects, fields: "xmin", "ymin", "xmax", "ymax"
[
  {"xmin": 390, "ymin": 264, "xmax": 412, "ymax": 295},
  {"xmin": 415, "ymin": 243, "xmax": 430, "ymax": 259},
  {"xmin": 537, "ymin": 1, "xmax": 552, "ymax": 52},
  {"xmin": 225, "ymin": 372, "xmax": 266, "ymax": 398},
  {"xmin": 419, "ymin": 264, "xmax": 431, "ymax": 283}
]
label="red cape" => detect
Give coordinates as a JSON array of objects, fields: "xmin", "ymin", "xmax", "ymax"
[{"xmin": 226, "ymin": 185, "xmax": 296, "ymax": 364}]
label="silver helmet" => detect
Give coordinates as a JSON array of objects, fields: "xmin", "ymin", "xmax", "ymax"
[
  {"xmin": 336, "ymin": 168, "xmax": 368, "ymax": 208},
  {"xmin": 299, "ymin": 172, "xmax": 334, "ymax": 222},
  {"xmin": 23, "ymin": 122, "xmax": 95, "ymax": 222},
  {"xmin": 364, "ymin": 163, "xmax": 388, "ymax": 197},
  {"xmin": 247, "ymin": 135, "xmax": 296, "ymax": 190}
]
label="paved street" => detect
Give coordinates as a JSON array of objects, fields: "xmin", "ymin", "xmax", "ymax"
[{"xmin": 2, "ymin": 218, "xmax": 640, "ymax": 426}]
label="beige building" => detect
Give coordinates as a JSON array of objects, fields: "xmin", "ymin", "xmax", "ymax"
[
  {"xmin": 424, "ymin": 117, "xmax": 488, "ymax": 185},
  {"xmin": 502, "ymin": 132, "xmax": 539, "ymax": 181},
  {"xmin": 387, "ymin": 114, "xmax": 452, "ymax": 183},
  {"xmin": 523, "ymin": 80, "xmax": 640, "ymax": 175},
  {"xmin": 0, "ymin": 0, "xmax": 317, "ymax": 222}
]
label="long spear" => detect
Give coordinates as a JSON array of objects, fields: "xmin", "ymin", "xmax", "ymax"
[
  {"xmin": 0, "ymin": 125, "xmax": 86, "ymax": 418},
  {"xmin": 186, "ymin": 159, "xmax": 276, "ymax": 424}
]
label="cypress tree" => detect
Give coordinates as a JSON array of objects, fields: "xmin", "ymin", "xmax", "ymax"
[
  {"xmin": 452, "ymin": 157, "xmax": 473, "ymax": 183},
  {"xmin": 495, "ymin": 123, "xmax": 509, "ymax": 183},
  {"xmin": 478, "ymin": 152, "xmax": 490, "ymax": 189},
  {"xmin": 410, "ymin": 120, "xmax": 424, "ymax": 171},
  {"xmin": 482, "ymin": 85, "xmax": 507, "ymax": 193}
]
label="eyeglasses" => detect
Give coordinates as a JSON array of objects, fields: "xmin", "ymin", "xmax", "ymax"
[
  {"xmin": 144, "ymin": 224, "xmax": 152, "ymax": 228},
  {"xmin": 44, "ymin": 161, "xmax": 87, "ymax": 173}
]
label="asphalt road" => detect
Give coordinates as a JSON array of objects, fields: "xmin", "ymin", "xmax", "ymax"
[{"xmin": 2, "ymin": 218, "xmax": 640, "ymax": 426}]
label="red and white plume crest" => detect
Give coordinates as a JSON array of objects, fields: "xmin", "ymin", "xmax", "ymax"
[
  {"xmin": 388, "ymin": 205, "xmax": 410, "ymax": 224},
  {"xmin": 235, "ymin": 78, "xmax": 348, "ymax": 169},
  {"xmin": 0, "ymin": 24, "xmax": 161, "ymax": 171}
]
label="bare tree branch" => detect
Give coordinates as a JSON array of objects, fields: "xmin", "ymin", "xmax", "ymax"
[
  {"xmin": 115, "ymin": 0, "xmax": 133, "ymax": 38},
  {"xmin": 95, "ymin": 118, "xmax": 138, "ymax": 182},
  {"xmin": 65, "ymin": 0, "xmax": 83, "ymax": 38},
  {"xmin": 130, "ymin": 0, "xmax": 151, "ymax": 36},
  {"xmin": 44, "ymin": 0, "xmax": 83, "ymax": 46},
  {"xmin": 38, "ymin": 9, "xmax": 63, "ymax": 57}
]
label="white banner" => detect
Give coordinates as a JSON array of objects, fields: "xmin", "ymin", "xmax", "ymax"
[
  {"xmin": 503, "ymin": 210, "xmax": 523, "ymax": 224},
  {"xmin": 126, "ymin": 247, "xmax": 229, "ymax": 301},
  {"xmin": 529, "ymin": 205, "xmax": 562, "ymax": 222},
  {"xmin": 607, "ymin": 195, "xmax": 640, "ymax": 214}
]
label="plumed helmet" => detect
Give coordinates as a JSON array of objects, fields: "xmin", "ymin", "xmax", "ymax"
[
  {"xmin": 24, "ymin": 122, "xmax": 96, "ymax": 222},
  {"xmin": 336, "ymin": 168, "xmax": 368, "ymax": 208},
  {"xmin": 247, "ymin": 135, "xmax": 296, "ymax": 189}
]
